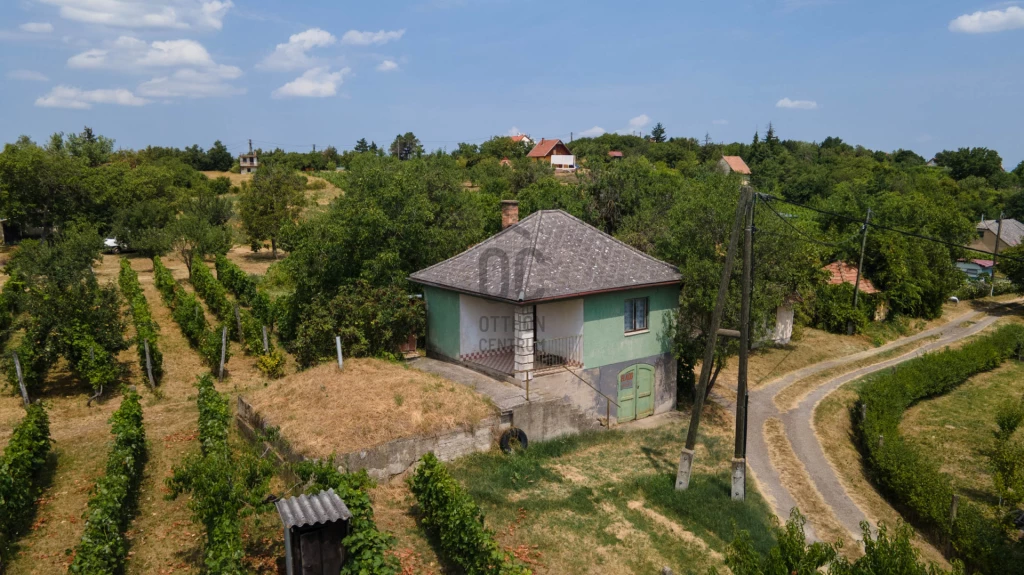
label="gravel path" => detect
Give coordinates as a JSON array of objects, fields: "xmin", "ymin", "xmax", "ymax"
[{"xmin": 745, "ymin": 307, "xmax": 1000, "ymax": 541}]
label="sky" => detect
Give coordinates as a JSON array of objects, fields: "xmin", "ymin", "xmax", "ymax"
[{"xmin": 1, "ymin": 0, "xmax": 1023, "ymax": 166}]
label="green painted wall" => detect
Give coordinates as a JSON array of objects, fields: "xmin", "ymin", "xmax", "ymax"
[
  {"xmin": 582, "ymin": 285, "xmax": 679, "ymax": 369},
  {"xmin": 424, "ymin": 286, "xmax": 460, "ymax": 358}
]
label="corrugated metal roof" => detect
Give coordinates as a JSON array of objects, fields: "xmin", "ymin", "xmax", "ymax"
[{"xmin": 276, "ymin": 489, "xmax": 352, "ymax": 529}]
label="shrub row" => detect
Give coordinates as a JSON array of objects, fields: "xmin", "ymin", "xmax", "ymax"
[
  {"xmin": 0, "ymin": 403, "xmax": 51, "ymax": 557},
  {"xmin": 190, "ymin": 256, "xmax": 239, "ymax": 341},
  {"xmin": 857, "ymin": 323, "xmax": 1024, "ymax": 574},
  {"xmin": 954, "ymin": 278, "xmax": 1016, "ymax": 301},
  {"xmin": 5, "ymin": 322, "xmax": 56, "ymax": 393},
  {"xmin": 214, "ymin": 255, "xmax": 276, "ymax": 328},
  {"xmin": 0, "ymin": 278, "xmax": 24, "ymax": 348},
  {"xmin": 152, "ymin": 257, "xmax": 230, "ymax": 372},
  {"xmin": 409, "ymin": 453, "xmax": 531, "ymax": 575},
  {"xmin": 69, "ymin": 389, "xmax": 146, "ymax": 573},
  {"xmin": 118, "ymin": 259, "xmax": 163, "ymax": 383},
  {"xmin": 168, "ymin": 374, "xmax": 271, "ymax": 574},
  {"xmin": 294, "ymin": 461, "xmax": 400, "ymax": 575}
]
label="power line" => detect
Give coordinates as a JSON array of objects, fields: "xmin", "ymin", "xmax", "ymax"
[{"xmin": 759, "ymin": 198, "xmax": 851, "ymax": 249}]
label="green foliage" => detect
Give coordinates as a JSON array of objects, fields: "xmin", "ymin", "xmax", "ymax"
[
  {"xmin": 215, "ymin": 255, "xmax": 276, "ymax": 327},
  {"xmin": 237, "ymin": 164, "xmax": 306, "ymax": 257},
  {"xmin": 69, "ymin": 389, "xmax": 146, "ymax": 574},
  {"xmin": 954, "ymin": 278, "xmax": 1016, "ymax": 300},
  {"xmin": 293, "ymin": 461, "xmax": 400, "ymax": 575},
  {"xmin": 389, "ymin": 132, "xmax": 423, "ymax": 161},
  {"xmin": 0, "ymin": 403, "xmax": 51, "ymax": 558},
  {"xmin": 167, "ymin": 375, "xmax": 272, "ymax": 575},
  {"xmin": 991, "ymin": 394, "xmax": 1024, "ymax": 506},
  {"xmin": 118, "ymin": 259, "xmax": 163, "ymax": 382},
  {"xmin": 153, "ymin": 256, "xmax": 230, "ymax": 371},
  {"xmin": 725, "ymin": 509, "xmax": 963, "ymax": 575},
  {"xmin": 190, "ymin": 255, "xmax": 236, "ymax": 338},
  {"xmin": 409, "ymin": 453, "xmax": 531, "ymax": 575},
  {"xmin": 811, "ymin": 283, "xmax": 873, "ymax": 334},
  {"xmin": 934, "ymin": 147, "xmax": 1006, "ymax": 184},
  {"xmin": 292, "ymin": 280, "xmax": 424, "ymax": 367},
  {"xmin": 857, "ymin": 324, "xmax": 1024, "ymax": 573}
]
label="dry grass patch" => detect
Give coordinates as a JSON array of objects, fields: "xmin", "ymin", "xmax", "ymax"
[
  {"xmin": 201, "ymin": 170, "xmax": 251, "ymax": 186},
  {"xmin": 246, "ymin": 359, "xmax": 496, "ymax": 457},
  {"xmin": 224, "ymin": 245, "xmax": 281, "ymax": 275}
]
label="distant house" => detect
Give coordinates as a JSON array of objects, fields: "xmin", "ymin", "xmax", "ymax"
[
  {"xmin": 499, "ymin": 157, "xmax": 512, "ymax": 167},
  {"xmin": 527, "ymin": 139, "xmax": 576, "ymax": 171},
  {"xmin": 239, "ymin": 152, "xmax": 259, "ymax": 174},
  {"xmin": 969, "ymin": 218, "xmax": 1024, "ymax": 254},
  {"xmin": 510, "ymin": 134, "xmax": 533, "ymax": 146},
  {"xmin": 956, "ymin": 259, "xmax": 995, "ymax": 279},
  {"xmin": 608, "ymin": 150, "xmax": 624, "ymax": 160},
  {"xmin": 823, "ymin": 261, "xmax": 887, "ymax": 321},
  {"xmin": 410, "ymin": 201, "xmax": 681, "ymax": 424},
  {"xmin": 926, "ymin": 157, "xmax": 939, "ymax": 167},
  {"xmin": 718, "ymin": 156, "xmax": 751, "ymax": 184}
]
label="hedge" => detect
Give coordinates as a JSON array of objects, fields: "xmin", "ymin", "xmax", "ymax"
[
  {"xmin": 4, "ymin": 322, "xmax": 56, "ymax": 393},
  {"xmin": 152, "ymin": 257, "xmax": 230, "ymax": 372},
  {"xmin": 118, "ymin": 259, "xmax": 163, "ymax": 383},
  {"xmin": 293, "ymin": 461, "xmax": 400, "ymax": 575},
  {"xmin": 167, "ymin": 374, "xmax": 271, "ymax": 574},
  {"xmin": 857, "ymin": 323, "xmax": 1024, "ymax": 574},
  {"xmin": 215, "ymin": 255, "xmax": 275, "ymax": 328},
  {"xmin": 190, "ymin": 255, "xmax": 238, "ymax": 341},
  {"xmin": 0, "ymin": 403, "xmax": 51, "ymax": 558},
  {"xmin": 69, "ymin": 389, "xmax": 146, "ymax": 573},
  {"xmin": 409, "ymin": 453, "xmax": 531, "ymax": 575}
]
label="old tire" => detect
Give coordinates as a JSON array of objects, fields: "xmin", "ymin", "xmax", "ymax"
[{"xmin": 500, "ymin": 428, "xmax": 528, "ymax": 453}]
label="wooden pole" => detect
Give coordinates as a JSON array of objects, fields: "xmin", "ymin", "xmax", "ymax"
[
  {"xmin": 735, "ymin": 196, "xmax": 753, "ymax": 461},
  {"xmin": 234, "ymin": 304, "xmax": 243, "ymax": 340},
  {"xmin": 219, "ymin": 326, "xmax": 227, "ymax": 381},
  {"xmin": 991, "ymin": 213, "xmax": 1003, "ymax": 297},
  {"xmin": 336, "ymin": 336, "xmax": 343, "ymax": 369},
  {"xmin": 12, "ymin": 352, "xmax": 28, "ymax": 406},
  {"xmin": 262, "ymin": 326, "xmax": 269, "ymax": 354},
  {"xmin": 144, "ymin": 339, "xmax": 156, "ymax": 387},
  {"xmin": 677, "ymin": 186, "xmax": 751, "ymax": 491},
  {"xmin": 948, "ymin": 493, "xmax": 960, "ymax": 554},
  {"xmin": 850, "ymin": 208, "xmax": 872, "ymax": 334}
]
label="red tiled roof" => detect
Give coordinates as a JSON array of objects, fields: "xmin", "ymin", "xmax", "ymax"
[
  {"xmin": 823, "ymin": 261, "xmax": 879, "ymax": 294},
  {"xmin": 510, "ymin": 134, "xmax": 528, "ymax": 143},
  {"xmin": 721, "ymin": 155, "xmax": 751, "ymax": 175},
  {"xmin": 527, "ymin": 139, "xmax": 565, "ymax": 158},
  {"xmin": 608, "ymin": 150, "xmax": 623, "ymax": 157},
  {"xmin": 971, "ymin": 259, "xmax": 995, "ymax": 267}
]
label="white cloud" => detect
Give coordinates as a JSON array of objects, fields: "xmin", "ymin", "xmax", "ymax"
[
  {"xmin": 612, "ymin": 114, "xmax": 650, "ymax": 135},
  {"xmin": 579, "ymin": 126, "xmax": 606, "ymax": 137},
  {"xmin": 508, "ymin": 126, "xmax": 523, "ymax": 136},
  {"xmin": 272, "ymin": 67, "xmax": 350, "ymax": 98},
  {"xmin": 712, "ymin": 119, "xmax": 729, "ymax": 125},
  {"xmin": 341, "ymin": 29, "xmax": 405, "ymax": 46},
  {"xmin": 8, "ymin": 69, "xmax": 50, "ymax": 81},
  {"xmin": 20, "ymin": 22, "xmax": 54, "ymax": 33},
  {"xmin": 376, "ymin": 59, "xmax": 398, "ymax": 71},
  {"xmin": 949, "ymin": 6, "xmax": 1024, "ymax": 33},
  {"xmin": 259, "ymin": 28, "xmax": 336, "ymax": 70},
  {"xmin": 776, "ymin": 97, "xmax": 818, "ymax": 110},
  {"xmin": 35, "ymin": 85, "xmax": 149, "ymax": 108},
  {"xmin": 69, "ymin": 36, "xmax": 222, "ymax": 69},
  {"xmin": 36, "ymin": 0, "xmax": 233, "ymax": 30},
  {"xmin": 138, "ymin": 67, "xmax": 243, "ymax": 98}
]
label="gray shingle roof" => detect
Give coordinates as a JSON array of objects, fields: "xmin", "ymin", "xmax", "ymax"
[
  {"xmin": 276, "ymin": 489, "xmax": 352, "ymax": 529},
  {"xmin": 979, "ymin": 219, "xmax": 1024, "ymax": 248},
  {"xmin": 409, "ymin": 210, "xmax": 682, "ymax": 303}
]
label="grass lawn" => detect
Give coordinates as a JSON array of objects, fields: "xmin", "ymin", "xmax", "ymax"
[
  {"xmin": 371, "ymin": 406, "xmax": 777, "ymax": 575},
  {"xmin": 900, "ymin": 358, "xmax": 1024, "ymax": 507}
]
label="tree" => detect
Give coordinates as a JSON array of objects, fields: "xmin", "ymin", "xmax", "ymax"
[
  {"xmin": 65, "ymin": 126, "xmax": 114, "ymax": 167},
  {"xmin": 354, "ymin": 138, "xmax": 370, "ymax": 153},
  {"xmin": 650, "ymin": 122, "xmax": 667, "ymax": 143},
  {"xmin": 389, "ymin": 132, "xmax": 423, "ymax": 161},
  {"xmin": 934, "ymin": 147, "xmax": 1005, "ymax": 182},
  {"xmin": 206, "ymin": 140, "xmax": 234, "ymax": 171},
  {"xmin": 238, "ymin": 164, "xmax": 307, "ymax": 258},
  {"xmin": 168, "ymin": 215, "xmax": 232, "ymax": 275}
]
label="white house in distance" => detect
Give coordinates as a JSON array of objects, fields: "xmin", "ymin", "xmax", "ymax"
[
  {"xmin": 527, "ymin": 139, "xmax": 576, "ymax": 171},
  {"xmin": 239, "ymin": 140, "xmax": 259, "ymax": 175}
]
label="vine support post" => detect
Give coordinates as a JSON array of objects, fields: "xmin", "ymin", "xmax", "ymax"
[
  {"xmin": 234, "ymin": 304, "xmax": 243, "ymax": 341},
  {"xmin": 948, "ymin": 493, "xmax": 960, "ymax": 554},
  {"xmin": 12, "ymin": 351, "xmax": 28, "ymax": 406},
  {"xmin": 336, "ymin": 336, "xmax": 343, "ymax": 370},
  {"xmin": 263, "ymin": 326, "xmax": 269, "ymax": 354},
  {"xmin": 219, "ymin": 326, "xmax": 227, "ymax": 381},
  {"xmin": 144, "ymin": 340, "xmax": 156, "ymax": 387}
]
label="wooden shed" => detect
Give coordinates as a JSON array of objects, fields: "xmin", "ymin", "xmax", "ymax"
[{"xmin": 276, "ymin": 489, "xmax": 352, "ymax": 575}]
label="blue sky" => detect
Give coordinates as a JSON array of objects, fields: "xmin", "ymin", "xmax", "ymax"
[{"xmin": 2, "ymin": 0, "xmax": 1023, "ymax": 166}]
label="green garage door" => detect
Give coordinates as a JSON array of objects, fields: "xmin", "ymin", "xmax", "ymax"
[{"xmin": 617, "ymin": 364, "xmax": 654, "ymax": 422}]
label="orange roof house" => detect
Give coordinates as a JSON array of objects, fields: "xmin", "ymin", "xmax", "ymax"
[
  {"xmin": 510, "ymin": 134, "xmax": 532, "ymax": 145},
  {"xmin": 608, "ymin": 150, "xmax": 624, "ymax": 158},
  {"xmin": 499, "ymin": 157, "xmax": 512, "ymax": 167},
  {"xmin": 527, "ymin": 139, "xmax": 576, "ymax": 170},
  {"xmin": 823, "ymin": 261, "xmax": 879, "ymax": 294},
  {"xmin": 718, "ymin": 155, "xmax": 751, "ymax": 175}
]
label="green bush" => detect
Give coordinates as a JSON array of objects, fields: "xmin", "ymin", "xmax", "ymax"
[
  {"xmin": 191, "ymin": 255, "xmax": 237, "ymax": 340},
  {"xmin": 812, "ymin": 282, "xmax": 874, "ymax": 334},
  {"xmin": 153, "ymin": 257, "xmax": 230, "ymax": 371},
  {"xmin": 4, "ymin": 322, "xmax": 57, "ymax": 393},
  {"xmin": 0, "ymin": 403, "xmax": 51, "ymax": 558},
  {"xmin": 167, "ymin": 375, "xmax": 271, "ymax": 575},
  {"xmin": 215, "ymin": 255, "xmax": 276, "ymax": 328},
  {"xmin": 200, "ymin": 255, "xmax": 280, "ymax": 373},
  {"xmin": 409, "ymin": 453, "xmax": 531, "ymax": 575},
  {"xmin": 293, "ymin": 461, "xmax": 400, "ymax": 575},
  {"xmin": 954, "ymin": 278, "xmax": 1016, "ymax": 301},
  {"xmin": 69, "ymin": 389, "xmax": 146, "ymax": 573},
  {"xmin": 857, "ymin": 323, "xmax": 1024, "ymax": 574},
  {"xmin": 118, "ymin": 259, "xmax": 163, "ymax": 382}
]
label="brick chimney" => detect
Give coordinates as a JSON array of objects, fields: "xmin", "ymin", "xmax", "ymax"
[{"xmin": 501, "ymin": 200, "xmax": 519, "ymax": 229}]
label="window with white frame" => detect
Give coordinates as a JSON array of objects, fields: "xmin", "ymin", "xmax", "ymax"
[{"xmin": 624, "ymin": 297, "xmax": 648, "ymax": 333}]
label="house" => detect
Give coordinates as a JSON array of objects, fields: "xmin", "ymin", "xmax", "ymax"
[
  {"xmin": 823, "ymin": 261, "xmax": 887, "ymax": 321},
  {"xmin": 510, "ymin": 134, "xmax": 533, "ymax": 146},
  {"xmin": 239, "ymin": 142, "xmax": 259, "ymax": 175},
  {"xmin": 717, "ymin": 156, "xmax": 751, "ymax": 184},
  {"xmin": 527, "ymin": 139, "xmax": 576, "ymax": 171},
  {"xmin": 409, "ymin": 200, "xmax": 681, "ymax": 424},
  {"xmin": 499, "ymin": 157, "xmax": 512, "ymax": 167},
  {"xmin": 926, "ymin": 157, "xmax": 939, "ymax": 167},
  {"xmin": 969, "ymin": 218, "xmax": 1024, "ymax": 254},
  {"xmin": 956, "ymin": 259, "xmax": 995, "ymax": 279},
  {"xmin": 608, "ymin": 150, "xmax": 624, "ymax": 160}
]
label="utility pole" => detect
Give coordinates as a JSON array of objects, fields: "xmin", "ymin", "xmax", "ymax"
[
  {"xmin": 991, "ymin": 213, "xmax": 1004, "ymax": 297},
  {"xmin": 676, "ymin": 185, "xmax": 752, "ymax": 491},
  {"xmin": 312, "ymin": 144, "xmax": 316, "ymax": 153},
  {"xmin": 248, "ymin": 139, "xmax": 253, "ymax": 154},
  {"xmin": 850, "ymin": 207, "xmax": 872, "ymax": 334},
  {"xmin": 732, "ymin": 193, "xmax": 755, "ymax": 501}
]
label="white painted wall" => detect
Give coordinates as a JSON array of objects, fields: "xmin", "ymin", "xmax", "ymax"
[
  {"xmin": 535, "ymin": 299, "xmax": 583, "ymax": 342},
  {"xmin": 460, "ymin": 294, "xmax": 517, "ymax": 356},
  {"xmin": 773, "ymin": 304, "xmax": 794, "ymax": 345},
  {"xmin": 550, "ymin": 154, "xmax": 576, "ymax": 167}
]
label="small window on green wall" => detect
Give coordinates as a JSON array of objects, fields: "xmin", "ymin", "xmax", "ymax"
[{"xmin": 624, "ymin": 297, "xmax": 648, "ymax": 333}]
